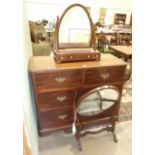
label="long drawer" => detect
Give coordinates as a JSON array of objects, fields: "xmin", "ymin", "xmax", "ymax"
[
  {"xmin": 85, "ymin": 66, "xmax": 125, "ymax": 86},
  {"xmin": 33, "ymin": 69, "xmax": 83, "ymax": 93},
  {"xmin": 39, "ymin": 107, "xmax": 73, "ymax": 130},
  {"xmin": 37, "ymin": 90, "xmax": 75, "ymax": 110}
]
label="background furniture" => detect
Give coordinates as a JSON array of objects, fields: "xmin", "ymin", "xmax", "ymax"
[
  {"xmin": 109, "ymin": 45, "xmax": 132, "ymax": 62},
  {"xmin": 109, "ymin": 45, "xmax": 132, "ymax": 80},
  {"xmin": 97, "ymin": 32, "xmax": 109, "ymax": 52},
  {"xmin": 114, "ymin": 14, "xmax": 126, "ymax": 25},
  {"xmin": 29, "ymin": 54, "xmax": 126, "ymax": 136},
  {"xmin": 29, "ymin": 20, "xmax": 53, "ymax": 56}
]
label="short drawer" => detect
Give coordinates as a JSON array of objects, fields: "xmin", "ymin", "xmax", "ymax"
[
  {"xmin": 58, "ymin": 53, "xmax": 100, "ymax": 62},
  {"xmin": 34, "ymin": 69, "xmax": 83, "ymax": 92},
  {"xmin": 85, "ymin": 66, "xmax": 125, "ymax": 85},
  {"xmin": 39, "ymin": 107, "xmax": 73, "ymax": 130},
  {"xmin": 37, "ymin": 90, "xmax": 75, "ymax": 110}
]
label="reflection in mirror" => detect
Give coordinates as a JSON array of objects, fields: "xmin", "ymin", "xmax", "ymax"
[
  {"xmin": 77, "ymin": 88, "xmax": 119, "ymax": 116},
  {"xmin": 59, "ymin": 6, "xmax": 91, "ymax": 45},
  {"xmin": 28, "ymin": 20, "xmax": 55, "ymax": 56}
]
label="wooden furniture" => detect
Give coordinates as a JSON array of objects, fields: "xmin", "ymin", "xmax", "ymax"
[
  {"xmin": 74, "ymin": 85, "xmax": 120, "ymax": 150},
  {"xmin": 109, "ymin": 45, "xmax": 132, "ymax": 61},
  {"xmin": 29, "ymin": 54, "xmax": 126, "ymax": 136},
  {"xmin": 97, "ymin": 32, "xmax": 109, "ymax": 51},
  {"xmin": 114, "ymin": 14, "xmax": 126, "ymax": 25},
  {"xmin": 109, "ymin": 45, "xmax": 132, "ymax": 80},
  {"xmin": 96, "ymin": 32, "xmax": 132, "ymax": 46},
  {"xmin": 54, "ymin": 3, "xmax": 100, "ymax": 63}
]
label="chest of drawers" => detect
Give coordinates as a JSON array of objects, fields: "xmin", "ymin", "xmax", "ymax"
[{"xmin": 29, "ymin": 54, "xmax": 126, "ymax": 136}]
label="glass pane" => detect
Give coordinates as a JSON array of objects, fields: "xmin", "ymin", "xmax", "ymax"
[
  {"xmin": 99, "ymin": 88, "xmax": 119, "ymax": 100},
  {"xmin": 77, "ymin": 92, "xmax": 101, "ymax": 116},
  {"xmin": 77, "ymin": 88, "xmax": 119, "ymax": 116},
  {"xmin": 59, "ymin": 6, "xmax": 91, "ymax": 44}
]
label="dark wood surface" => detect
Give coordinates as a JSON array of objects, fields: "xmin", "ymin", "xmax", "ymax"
[
  {"xmin": 29, "ymin": 54, "xmax": 127, "ymax": 136},
  {"xmin": 109, "ymin": 45, "xmax": 132, "ymax": 61}
]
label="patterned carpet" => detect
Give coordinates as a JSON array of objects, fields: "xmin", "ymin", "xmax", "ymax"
[{"xmin": 118, "ymin": 79, "xmax": 132, "ymax": 122}]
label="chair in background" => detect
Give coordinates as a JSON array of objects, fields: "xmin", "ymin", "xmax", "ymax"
[
  {"xmin": 29, "ymin": 20, "xmax": 51, "ymax": 56},
  {"xmin": 73, "ymin": 85, "xmax": 120, "ymax": 151},
  {"xmin": 97, "ymin": 32, "xmax": 109, "ymax": 52}
]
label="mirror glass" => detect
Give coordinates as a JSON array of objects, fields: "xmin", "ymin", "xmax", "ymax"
[
  {"xmin": 77, "ymin": 88, "xmax": 119, "ymax": 116},
  {"xmin": 59, "ymin": 6, "xmax": 91, "ymax": 46}
]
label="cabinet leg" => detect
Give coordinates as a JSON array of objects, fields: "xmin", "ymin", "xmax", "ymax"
[
  {"xmin": 111, "ymin": 124, "xmax": 118, "ymax": 143},
  {"xmin": 75, "ymin": 132, "xmax": 82, "ymax": 151},
  {"xmin": 112, "ymin": 131, "xmax": 118, "ymax": 143}
]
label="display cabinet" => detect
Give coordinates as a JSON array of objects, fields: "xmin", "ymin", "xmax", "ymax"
[{"xmin": 114, "ymin": 13, "xmax": 126, "ymax": 25}]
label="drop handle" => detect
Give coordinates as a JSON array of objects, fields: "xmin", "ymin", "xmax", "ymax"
[
  {"xmin": 56, "ymin": 96, "xmax": 67, "ymax": 102},
  {"xmin": 100, "ymin": 73, "xmax": 110, "ymax": 80},
  {"xmin": 57, "ymin": 114, "xmax": 68, "ymax": 120},
  {"xmin": 55, "ymin": 77, "xmax": 66, "ymax": 84}
]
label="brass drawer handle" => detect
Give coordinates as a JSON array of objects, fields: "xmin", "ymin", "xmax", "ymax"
[
  {"xmin": 56, "ymin": 96, "xmax": 67, "ymax": 102},
  {"xmin": 55, "ymin": 77, "xmax": 66, "ymax": 84},
  {"xmin": 57, "ymin": 114, "xmax": 68, "ymax": 120},
  {"xmin": 100, "ymin": 73, "xmax": 110, "ymax": 80}
]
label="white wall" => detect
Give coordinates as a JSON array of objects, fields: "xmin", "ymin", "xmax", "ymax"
[
  {"xmin": 26, "ymin": 0, "xmax": 131, "ymax": 24},
  {"xmin": 23, "ymin": 1, "xmax": 39, "ymax": 155}
]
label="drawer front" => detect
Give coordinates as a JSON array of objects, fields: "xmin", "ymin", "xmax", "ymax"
[
  {"xmin": 58, "ymin": 53, "xmax": 100, "ymax": 62},
  {"xmin": 85, "ymin": 66, "xmax": 125, "ymax": 85},
  {"xmin": 39, "ymin": 107, "xmax": 73, "ymax": 130},
  {"xmin": 34, "ymin": 69, "xmax": 83, "ymax": 92},
  {"xmin": 37, "ymin": 90, "xmax": 75, "ymax": 110}
]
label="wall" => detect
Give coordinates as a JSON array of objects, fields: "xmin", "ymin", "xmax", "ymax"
[
  {"xmin": 26, "ymin": 0, "xmax": 132, "ymax": 24},
  {"xmin": 23, "ymin": 0, "xmax": 39, "ymax": 155}
]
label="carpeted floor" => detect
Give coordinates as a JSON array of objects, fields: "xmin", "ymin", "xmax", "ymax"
[{"xmin": 119, "ymin": 79, "xmax": 132, "ymax": 122}]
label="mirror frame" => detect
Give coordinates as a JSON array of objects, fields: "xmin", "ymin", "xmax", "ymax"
[{"xmin": 54, "ymin": 3, "xmax": 96, "ymax": 49}]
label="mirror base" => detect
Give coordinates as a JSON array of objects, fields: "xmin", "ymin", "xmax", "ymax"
[{"xmin": 54, "ymin": 48, "xmax": 101, "ymax": 63}]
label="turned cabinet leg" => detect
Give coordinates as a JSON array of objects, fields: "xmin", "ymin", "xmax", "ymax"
[
  {"xmin": 75, "ymin": 132, "xmax": 82, "ymax": 151},
  {"xmin": 111, "ymin": 124, "xmax": 118, "ymax": 143},
  {"xmin": 112, "ymin": 131, "xmax": 118, "ymax": 143}
]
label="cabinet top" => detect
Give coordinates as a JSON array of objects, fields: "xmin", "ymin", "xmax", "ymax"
[{"xmin": 29, "ymin": 53, "xmax": 126, "ymax": 72}]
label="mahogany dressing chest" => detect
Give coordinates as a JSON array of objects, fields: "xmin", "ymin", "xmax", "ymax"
[{"xmin": 29, "ymin": 54, "xmax": 126, "ymax": 136}]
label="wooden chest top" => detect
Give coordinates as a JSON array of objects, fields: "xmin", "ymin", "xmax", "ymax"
[{"xmin": 29, "ymin": 54, "xmax": 126, "ymax": 72}]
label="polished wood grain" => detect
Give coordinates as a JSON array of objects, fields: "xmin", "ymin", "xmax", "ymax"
[
  {"xmin": 54, "ymin": 49, "xmax": 101, "ymax": 63},
  {"xmin": 85, "ymin": 66, "xmax": 125, "ymax": 85},
  {"xmin": 34, "ymin": 69, "xmax": 83, "ymax": 93},
  {"xmin": 29, "ymin": 54, "xmax": 127, "ymax": 136},
  {"xmin": 29, "ymin": 54, "xmax": 126, "ymax": 72},
  {"xmin": 37, "ymin": 90, "xmax": 75, "ymax": 110},
  {"xmin": 39, "ymin": 107, "xmax": 73, "ymax": 131}
]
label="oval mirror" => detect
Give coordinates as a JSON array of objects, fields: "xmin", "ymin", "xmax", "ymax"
[
  {"xmin": 58, "ymin": 4, "xmax": 94, "ymax": 48},
  {"xmin": 77, "ymin": 87, "xmax": 119, "ymax": 116}
]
